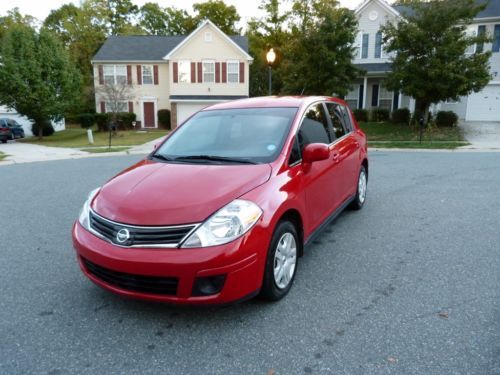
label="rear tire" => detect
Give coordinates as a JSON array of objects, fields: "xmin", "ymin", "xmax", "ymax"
[
  {"xmin": 349, "ymin": 165, "xmax": 367, "ymax": 210},
  {"xmin": 260, "ymin": 221, "xmax": 299, "ymax": 301}
]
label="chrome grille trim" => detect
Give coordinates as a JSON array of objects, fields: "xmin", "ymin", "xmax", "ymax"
[{"xmin": 88, "ymin": 209, "xmax": 200, "ymax": 248}]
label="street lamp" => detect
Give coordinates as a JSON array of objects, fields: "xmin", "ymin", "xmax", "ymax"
[{"xmin": 266, "ymin": 48, "xmax": 276, "ymax": 96}]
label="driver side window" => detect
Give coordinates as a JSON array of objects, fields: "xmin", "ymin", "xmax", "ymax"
[{"xmin": 289, "ymin": 103, "xmax": 331, "ymax": 165}]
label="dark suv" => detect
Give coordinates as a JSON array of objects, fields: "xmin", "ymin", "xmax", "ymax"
[{"xmin": 0, "ymin": 118, "xmax": 25, "ymax": 142}]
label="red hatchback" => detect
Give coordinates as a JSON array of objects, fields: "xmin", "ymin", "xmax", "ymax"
[{"xmin": 73, "ymin": 97, "xmax": 368, "ymax": 304}]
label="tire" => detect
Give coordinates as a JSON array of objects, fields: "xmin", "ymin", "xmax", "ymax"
[
  {"xmin": 349, "ymin": 165, "xmax": 367, "ymax": 210},
  {"xmin": 260, "ymin": 221, "xmax": 299, "ymax": 301}
]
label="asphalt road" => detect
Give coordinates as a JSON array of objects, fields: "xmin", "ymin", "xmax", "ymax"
[{"xmin": 0, "ymin": 152, "xmax": 499, "ymax": 375}]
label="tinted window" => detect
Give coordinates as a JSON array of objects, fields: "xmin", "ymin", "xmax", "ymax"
[
  {"xmin": 156, "ymin": 107, "xmax": 298, "ymax": 164},
  {"xmin": 340, "ymin": 106, "xmax": 354, "ymax": 132},
  {"xmin": 288, "ymin": 137, "xmax": 301, "ymax": 165},
  {"xmin": 0, "ymin": 119, "xmax": 6, "ymax": 127},
  {"xmin": 326, "ymin": 103, "xmax": 348, "ymax": 140},
  {"xmin": 298, "ymin": 104, "xmax": 330, "ymax": 151}
]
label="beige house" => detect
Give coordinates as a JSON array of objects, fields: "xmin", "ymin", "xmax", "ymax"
[{"xmin": 91, "ymin": 20, "xmax": 253, "ymax": 128}]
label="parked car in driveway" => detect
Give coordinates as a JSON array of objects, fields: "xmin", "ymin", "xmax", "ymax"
[
  {"xmin": 73, "ymin": 96, "xmax": 369, "ymax": 305},
  {"xmin": 0, "ymin": 118, "xmax": 25, "ymax": 141},
  {"xmin": 0, "ymin": 119, "xmax": 13, "ymax": 143}
]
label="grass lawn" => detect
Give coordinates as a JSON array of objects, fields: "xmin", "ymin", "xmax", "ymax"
[
  {"xmin": 80, "ymin": 147, "xmax": 132, "ymax": 153},
  {"xmin": 0, "ymin": 151, "xmax": 7, "ymax": 161},
  {"xmin": 359, "ymin": 122, "xmax": 469, "ymax": 149},
  {"xmin": 19, "ymin": 126, "xmax": 167, "ymax": 148}
]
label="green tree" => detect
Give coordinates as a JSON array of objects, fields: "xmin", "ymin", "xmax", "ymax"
[
  {"xmin": 247, "ymin": 0, "xmax": 291, "ymax": 96},
  {"xmin": 0, "ymin": 25, "xmax": 80, "ymax": 139},
  {"xmin": 192, "ymin": 0, "xmax": 241, "ymax": 35},
  {"xmin": 139, "ymin": 2, "xmax": 194, "ymax": 35},
  {"xmin": 0, "ymin": 7, "xmax": 37, "ymax": 39},
  {"xmin": 381, "ymin": 0, "xmax": 492, "ymax": 124},
  {"xmin": 282, "ymin": 0, "xmax": 360, "ymax": 96}
]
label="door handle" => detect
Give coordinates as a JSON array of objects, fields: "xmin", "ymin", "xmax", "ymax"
[{"xmin": 332, "ymin": 152, "xmax": 340, "ymax": 162}]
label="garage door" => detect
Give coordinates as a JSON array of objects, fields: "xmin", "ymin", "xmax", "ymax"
[
  {"xmin": 466, "ymin": 85, "xmax": 500, "ymax": 121},
  {"xmin": 176, "ymin": 103, "xmax": 212, "ymax": 126}
]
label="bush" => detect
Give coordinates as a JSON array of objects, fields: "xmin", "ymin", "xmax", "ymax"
[
  {"xmin": 158, "ymin": 109, "xmax": 171, "ymax": 129},
  {"xmin": 435, "ymin": 111, "xmax": 458, "ymax": 127},
  {"xmin": 32, "ymin": 120, "xmax": 55, "ymax": 137},
  {"xmin": 352, "ymin": 109, "xmax": 368, "ymax": 122},
  {"xmin": 370, "ymin": 107, "xmax": 390, "ymax": 122},
  {"xmin": 391, "ymin": 108, "xmax": 411, "ymax": 124},
  {"xmin": 114, "ymin": 112, "xmax": 136, "ymax": 130},
  {"xmin": 95, "ymin": 113, "xmax": 109, "ymax": 132},
  {"xmin": 77, "ymin": 113, "xmax": 95, "ymax": 129}
]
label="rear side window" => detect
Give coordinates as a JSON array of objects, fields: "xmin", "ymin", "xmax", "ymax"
[
  {"xmin": 326, "ymin": 102, "xmax": 352, "ymax": 140},
  {"xmin": 0, "ymin": 119, "xmax": 6, "ymax": 127},
  {"xmin": 298, "ymin": 103, "xmax": 331, "ymax": 151}
]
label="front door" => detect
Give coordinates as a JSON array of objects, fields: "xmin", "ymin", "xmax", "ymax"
[{"xmin": 143, "ymin": 102, "xmax": 155, "ymax": 128}]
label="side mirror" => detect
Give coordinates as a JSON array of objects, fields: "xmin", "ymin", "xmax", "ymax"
[{"xmin": 302, "ymin": 143, "xmax": 330, "ymax": 163}]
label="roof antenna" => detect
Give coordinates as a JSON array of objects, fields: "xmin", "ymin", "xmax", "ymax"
[{"xmin": 300, "ymin": 88, "xmax": 305, "ymax": 95}]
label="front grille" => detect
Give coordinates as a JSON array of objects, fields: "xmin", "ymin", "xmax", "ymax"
[
  {"xmin": 89, "ymin": 210, "xmax": 197, "ymax": 248},
  {"xmin": 83, "ymin": 258, "xmax": 178, "ymax": 296}
]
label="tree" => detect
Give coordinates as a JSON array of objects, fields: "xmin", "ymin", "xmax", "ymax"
[
  {"xmin": 381, "ymin": 0, "xmax": 492, "ymax": 124},
  {"xmin": 247, "ymin": 0, "xmax": 291, "ymax": 96},
  {"xmin": 0, "ymin": 25, "xmax": 80, "ymax": 139},
  {"xmin": 0, "ymin": 7, "xmax": 37, "ymax": 40},
  {"xmin": 192, "ymin": 0, "xmax": 241, "ymax": 35},
  {"xmin": 97, "ymin": 81, "xmax": 134, "ymax": 125},
  {"xmin": 139, "ymin": 3, "xmax": 194, "ymax": 35},
  {"xmin": 281, "ymin": 0, "xmax": 360, "ymax": 96},
  {"xmin": 43, "ymin": 3, "xmax": 107, "ymax": 113}
]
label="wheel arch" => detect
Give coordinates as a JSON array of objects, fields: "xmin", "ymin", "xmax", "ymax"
[{"xmin": 277, "ymin": 209, "xmax": 304, "ymax": 257}]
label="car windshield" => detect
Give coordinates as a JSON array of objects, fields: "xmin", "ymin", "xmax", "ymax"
[{"xmin": 154, "ymin": 107, "xmax": 298, "ymax": 164}]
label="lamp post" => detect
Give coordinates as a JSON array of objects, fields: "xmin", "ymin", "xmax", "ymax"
[{"xmin": 266, "ymin": 48, "xmax": 276, "ymax": 96}]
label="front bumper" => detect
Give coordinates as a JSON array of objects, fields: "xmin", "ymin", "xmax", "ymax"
[{"xmin": 72, "ymin": 221, "xmax": 270, "ymax": 304}]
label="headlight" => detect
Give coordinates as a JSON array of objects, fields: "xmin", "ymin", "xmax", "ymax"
[
  {"xmin": 182, "ymin": 199, "xmax": 262, "ymax": 248},
  {"xmin": 78, "ymin": 188, "xmax": 100, "ymax": 230}
]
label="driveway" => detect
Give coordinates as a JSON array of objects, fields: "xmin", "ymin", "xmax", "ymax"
[
  {"xmin": 460, "ymin": 121, "xmax": 500, "ymax": 149},
  {"xmin": 0, "ymin": 153, "xmax": 498, "ymax": 374}
]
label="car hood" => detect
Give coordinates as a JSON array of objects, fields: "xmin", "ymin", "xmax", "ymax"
[{"xmin": 92, "ymin": 160, "xmax": 272, "ymax": 225}]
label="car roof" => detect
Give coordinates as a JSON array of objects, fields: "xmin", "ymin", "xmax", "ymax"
[{"xmin": 203, "ymin": 96, "xmax": 345, "ymax": 111}]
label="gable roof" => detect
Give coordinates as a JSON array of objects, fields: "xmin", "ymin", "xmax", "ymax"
[
  {"xmin": 162, "ymin": 20, "xmax": 253, "ymax": 61},
  {"xmin": 92, "ymin": 30, "xmax": 249, "ymax": 62},
  {"xmin": 355, "ymin": 0, "xmax": 401, "ymax": 17},
  {"xmin": 392, "ymin": 0, "xmax": 500, "ymax": 20}
]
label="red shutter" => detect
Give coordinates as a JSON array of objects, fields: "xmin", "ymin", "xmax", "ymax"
[
  {"xmin": 100, "ymin": 102, "xmax": 105, "ymax": 113},
  {"xmin": 153, "ymin": 65, "xmax": 159, "ymax": 85},
  {"xmin": 221, "ymin": 63, "xmax": 227, "ymax": 83},
  {"xmin": 127, "ymin": 65, "xmax": 132, "ymax": 85},
  {"xmin": 239, "ymin": 62, "xmax": 244, "ymax": 83},
  {"xmin": 191, "ymin": 62, "xmax": 196, "ymax": 83},
  {"xmin": 173, "ymin": 62, "xmax": 178, "ymax": 83},
  {"xmin": 98, "ymin": 65, "xmax": 104, "ymax": 85},
  {"xmin": 128, "ymin": 101, "xmax": 133, "ymax": 113},
  {"xmin": 215, "ymin": 62, "xmax": 220, "ymax": 83},
  {"xmin": 197, "ymin": 62, "xmax": 202, "ymax": 83},
  {"xmin": 136, "ymin": 65, "xmax": 142, "ymax": 85}
]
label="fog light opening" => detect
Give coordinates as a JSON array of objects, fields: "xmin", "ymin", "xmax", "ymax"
[{"xmin": 192, "ymin": 275, "xmax": 226, "ymax": 296}]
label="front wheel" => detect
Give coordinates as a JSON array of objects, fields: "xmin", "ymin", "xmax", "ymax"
[
  {"xmin": 350, "ymin": 165, "xmax": 367, "ymax": 210},
  {"xmin": 260, "ymin": 221, "xmax": 299, "ymax": 301}
]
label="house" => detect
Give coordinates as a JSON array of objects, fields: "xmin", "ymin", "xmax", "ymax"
[
  {"xmin": 348, "ymin": 0, "xmax": 500, "ymax": 122},
  {"xmin": 0, "ymin": 106, "xmax": 65, "ymax": 137},
  {"xmin": 91, "ymin": 20, "xmax": 253, "ymax": 129}
]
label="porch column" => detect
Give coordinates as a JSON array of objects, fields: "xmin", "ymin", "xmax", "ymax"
[
  {"xmin": 398, "ymin": 92, "xmax": 402, "ymax": 109},
  {"xmin": 362, "ymin": 76, "xmax": 368, "ymax": 109}
]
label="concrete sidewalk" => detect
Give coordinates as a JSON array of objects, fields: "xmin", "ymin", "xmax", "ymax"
[
  {"xmin": 0, "ymin": 135, "xmax": 166, "ymax": 165},
  {"xmin": 460, "ymin": 121, "xmax": 500, "ymax": 150}
]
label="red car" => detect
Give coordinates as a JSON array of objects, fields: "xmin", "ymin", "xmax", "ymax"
[{"xmin": 73, "ymin": 96, "xmax": 368, "ymax": 304}]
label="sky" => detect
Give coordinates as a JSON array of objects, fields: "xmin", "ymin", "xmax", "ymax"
[{"xmin": 0, "ymin": 0, "xmax": 379, "ymax": 25}]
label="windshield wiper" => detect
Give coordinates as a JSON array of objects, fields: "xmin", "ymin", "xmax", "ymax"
[
  {"xmin": 173, "ymin": 155, "xmax": 257, "ymax": 164},
  {"xmin": 151, "ymin": 153, "xmax": 174, "ymax": 162}
]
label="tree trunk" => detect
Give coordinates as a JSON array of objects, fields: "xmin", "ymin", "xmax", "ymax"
[
  {"xmin": 38, "ymin": 121, "xmax": 43, "ymax": 140},
  {"xmin": 414, "ymin": 99, "xmax": 430, "ymax": 125}
]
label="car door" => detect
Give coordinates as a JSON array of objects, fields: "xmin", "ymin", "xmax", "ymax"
[
  {"xmin": 325, "ymin": 102, "xmax": 360, "ymax": 202},
  {"xmin": 294, "ymin": 103, "xmax": 341, "ymax": 231}
]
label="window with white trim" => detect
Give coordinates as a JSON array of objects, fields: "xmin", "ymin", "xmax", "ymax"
[
  {"xmin": 142, "ymin": 65, "xmax": 153, "ymax": 85},
  {"xmin": 227, "ymin": 60, "xmax": 239, "ymax": 83},
  {"xmin": 103, "ymin": 65, "xmax": 126, "ymax": 85},
  {"xmin": 203, "ymin": 60, "xmax": 215, "ymax": 83},
  {"xmin": 379, "ymin": 86, "xmax": 393, "ymax": 110},
  {"xmin": 354, "ymin": 32, "xmax": 362, "ymax": 58},
  {"xmin": 178, "ymin": 60, "xmax": 190, "ymax": 83},
  {"xmin": 465, "ymin": 26, "xmax": 477, "ymax": 55},
  {"xmin": 105, "ymin": 101, "xmax": 128, "ymax": 113},
  {"xmin": 345, "ymin": 86, "xmax": 359, "ymax": 109}
]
